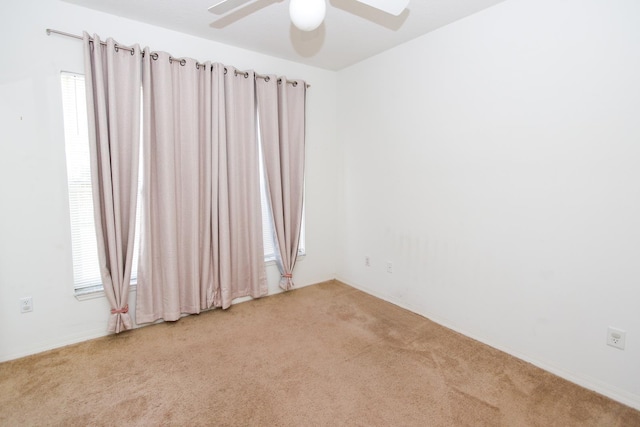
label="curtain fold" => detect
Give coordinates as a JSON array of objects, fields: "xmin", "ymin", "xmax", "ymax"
[
  {"xmin": 256, "ymin": 77, "xmax": 307, "ymax": 291},
  {"xmin": 82, "ymin": 32, "xmax": 141, "ymax": 332}
]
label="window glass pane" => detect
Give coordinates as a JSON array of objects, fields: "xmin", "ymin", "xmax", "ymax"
[
  {"xmin": 258, "ymin": 133, "xmax": 276, "ymax": 260},
  {"xmin": 257, "ymin": 116, "xmax": 305, "ymax": 261},
  {"xmin": 61, "ymin": 72, "xmax": 101, "ymax": 290},
  {"xmin": 61, "ymin": 72, "xmax": 141, "ymax": 291}
]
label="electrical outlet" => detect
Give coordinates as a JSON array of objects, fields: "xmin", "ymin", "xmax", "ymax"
[
  {"xmin": 365, "ymin": 256, "xmax": 370, "ymax": 267},
  {"xmin": 20, "ymin": 297, "xmax": 33, "ymax": 313},
  {"xmin": 607, "ymin": 327, "xmax": 626, "ymax": 350},
  {"xmin": 386, "ymin": 262, "xmax": 393, "ymax": 274}
]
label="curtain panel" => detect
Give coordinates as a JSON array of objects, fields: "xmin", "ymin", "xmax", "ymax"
[
  {"xmin": 256, "ymin": 77, "xmax": 306, "ymax": 290},
  {"xmin": 82, "ymin": 33, "xmax": 141, "ymax": 333},
  {"xmin": 214, "ymin": 65, "xmax": 268, "ymax": 309},
  {"xmin": 135, "ymin": 53, "xmax": 267, "ymax": 323}
]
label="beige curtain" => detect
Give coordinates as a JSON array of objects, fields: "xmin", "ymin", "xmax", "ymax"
[
  {"xmin": 136, "ymin": 55, "xmax": 267, "ymax": 323},
  {"xmin": 136, "ymin": 51, "xmax": 212, "ymax": 323},
  {"xmin": 83, "ymin": 33, "xmax": 141, "ymax": 332},
  {"xmin": 214, "ymin": 66, "xmax": 268, "ymax": 309},
  {"xmin": 256, "ymin": 77, "xmax": 307, "ymax": 290}
]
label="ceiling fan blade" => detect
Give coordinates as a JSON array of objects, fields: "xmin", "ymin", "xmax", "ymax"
[
  {"xmin": 354, "ymin": 0, "xmax": 409, "ymax": 16},
  {"xmin": 208, "ymin": 0, "xmax": 256, "ymax": 15}
]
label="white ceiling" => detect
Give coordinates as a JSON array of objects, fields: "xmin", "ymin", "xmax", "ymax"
[{"xmin": 63, "ymin": 0, "xmax": 507, "ymax": 70}]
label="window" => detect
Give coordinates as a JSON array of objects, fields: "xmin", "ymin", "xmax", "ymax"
[
  {"xmin": 61, "ymin": 72, "xmax": 304, "ymax": 293},
  {"xmin": 61, "ymin": 72, "xmax": 101, "ymax": 292},
  {"xmin": 61, "ymin": 72, "xmax": 142, "ymax": 294},
  {"xmin": 258, "ymin": 128, "xmax": 306, "ymax": 262}
]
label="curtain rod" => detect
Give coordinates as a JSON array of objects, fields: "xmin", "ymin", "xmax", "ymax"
[{"xmin": 46, "ymin": 28, "xmax": 310, "ymax": 88}]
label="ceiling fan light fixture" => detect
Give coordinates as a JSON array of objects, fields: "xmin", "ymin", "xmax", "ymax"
[{"xmin": 289, "ymin": 0, "xmax": 326, "ymax": 32}]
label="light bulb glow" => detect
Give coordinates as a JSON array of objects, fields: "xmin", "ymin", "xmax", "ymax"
[{"xmin": 289, "ymin": 0, "xmax": 326, "ymax": 31}]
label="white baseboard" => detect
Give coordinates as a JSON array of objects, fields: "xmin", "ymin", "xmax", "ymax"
[
  {"xmin": 336, "ymin": 275, "xmax": 640, "ymax": 411},
  {"xmin": 0, "ymin": 276, "xmax": 321, "ymax": 364},
  {"xmin": 0, "ymin": 328, "xmax": 109, "ymax": 363}
]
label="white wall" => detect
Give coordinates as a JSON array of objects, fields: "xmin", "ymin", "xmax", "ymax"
[
  {"xmin": 336, "ymin": 0, "xmax": 640, "ymax": 409},
  {"xmin": 0, "ymin": 0, "xmax": 338, "ymax": 361}
]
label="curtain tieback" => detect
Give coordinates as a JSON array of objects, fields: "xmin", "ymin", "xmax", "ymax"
[
  {"xmin": 282, "ymin": 273, "xmax": 292, "ymax": 279},
  {"xmin": 111, "ymin": 304, "xmax": 129, "ymax": 315}
]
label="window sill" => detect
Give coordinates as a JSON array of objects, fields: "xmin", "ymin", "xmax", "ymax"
[
  {"xmin": 264, "ymin": 251, "xmax": 306, "ymax": 264},
  {"xmin": 74, "ymin": 283, "xmax": 137, "ymax": 301}
]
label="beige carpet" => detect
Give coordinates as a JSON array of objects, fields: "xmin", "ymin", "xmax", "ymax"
[{"xmin": 1, "ymin": 280, "xmax": 638, "ymax": 426}]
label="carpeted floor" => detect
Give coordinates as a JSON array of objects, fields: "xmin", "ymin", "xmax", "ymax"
[{"xmin": 1, "ymin": 280, "xmax": 638, "ymax": 426}]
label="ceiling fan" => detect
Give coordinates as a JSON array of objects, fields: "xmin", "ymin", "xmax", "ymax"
[{"xmin": 209, "ymin": 0, "xmax": 410, "ymax": 32}]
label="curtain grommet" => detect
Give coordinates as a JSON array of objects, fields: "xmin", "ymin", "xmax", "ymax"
[
  {"xmin": 265, "ymin": 76, "xmax": 270, "ymax": 82},
  {"xmin": 151, "ymin": 52, "xmax": 158, "ymax": 60}
]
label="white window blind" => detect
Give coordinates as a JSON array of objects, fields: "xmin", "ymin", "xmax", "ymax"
[
  {"xmin": 61, "ymin": 72, "xmax": 304, "ymax": 293},
  {"xmin": 61, "ymin": 72, "xmax": 141, "ymax": 292},
  {"xmin": 61, "ymin": 72, "xmax": 101, "ymax": 291}
]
